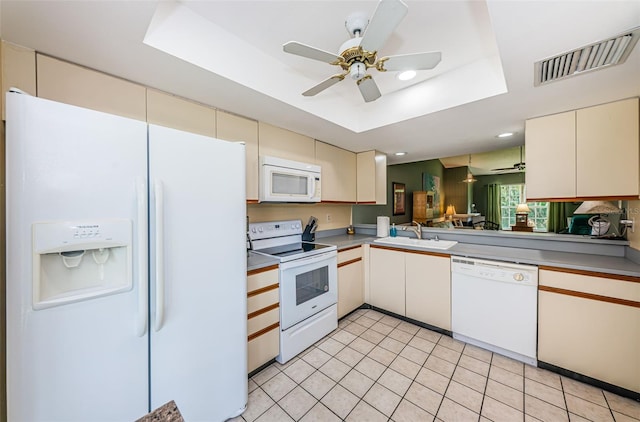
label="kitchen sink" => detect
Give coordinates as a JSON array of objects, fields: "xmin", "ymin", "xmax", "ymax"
[{"xmin": 373, "ymin": 236, "xmax": 458, "ymax": 250}]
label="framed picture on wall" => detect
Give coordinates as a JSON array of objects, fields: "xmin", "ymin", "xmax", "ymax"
[{"xmin": 393, "ymin": 182, "xmax": 406, "ymax": 215}]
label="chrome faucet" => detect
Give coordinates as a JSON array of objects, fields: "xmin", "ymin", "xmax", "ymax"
[{"xmin": 406, "ymin": 220, "xmax": 422, "ymax": 239}]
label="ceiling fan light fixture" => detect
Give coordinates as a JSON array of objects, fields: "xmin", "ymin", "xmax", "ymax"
[
  {"xmin": 397, "ymin": 70, "xmax": 416, "ymax": 81},
  {"xmin": 350, "ymin": 62, "xmax": 366, "ymax": 80}
]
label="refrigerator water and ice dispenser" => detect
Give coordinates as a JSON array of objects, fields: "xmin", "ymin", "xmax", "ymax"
[{"xmin": 32, "ymin": 219, "xmax": 133, "ymax": 309}]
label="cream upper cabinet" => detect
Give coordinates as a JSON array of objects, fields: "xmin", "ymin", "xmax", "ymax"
[
  {"xmin": 526, "ymin": 98, "xmax": 640, "ymax": 201},
  {"xmin": 217, "ymin": 111, "xmax": 259, "ymax": 201},
  {"xmin": 576, "ymin": 98, "xmax": 639, "ymax": 198},
  {"xmin": 315, "ymin": 141, "xmax": 356, "ymax": 202},
  {"xmin": 146, "ymin": 89, "xmax": 216, "ymax": 137},
  {"xmin": 357, "ymin": 150, "xmax": 387, "ymax": 204},
  {"xmin": 525, "ymin": 111, "xmax": 576, "ymax": 200},
  {"xmin": 1, "ymin": 41, "xmax": 36, "ymax": 120},
  {"xmin": 337, "ymin": 247, "xmax": 364, "ymax": 318},
  {"xmin": 538, "ymin": 268, "xmax": 640, "ymax": 393},
  {"xmin": 36, "ymin": 54, "xmax": 146, "ymax": 121},
  {"xmin": 405, "ymin": 253, "xmax": 451, "ymax": 330},
  {"xmin": 258, "ymin": 122, "xmax": 315, "ymax": 164},
  {"xmin": 369, "ymin": 247, "xmax": 405, "ymax": 316}
]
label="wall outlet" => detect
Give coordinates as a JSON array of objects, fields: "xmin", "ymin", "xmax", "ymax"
[{"xmin": 326, "ymin": 214, "xmax": 332, "ymax": 222}]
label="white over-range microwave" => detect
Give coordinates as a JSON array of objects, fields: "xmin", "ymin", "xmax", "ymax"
[{"xmin": 259, "ymin": 156, "xmax": 321, "ymax": 203}]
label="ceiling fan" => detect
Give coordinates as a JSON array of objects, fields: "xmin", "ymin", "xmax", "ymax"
[
  {"xmin": 491, "ymin": 146, "xmax": 526, "ymax": 173},
  {"xmin": 282, "ymin": 0, "xmax": 442, "ymax": 103}
]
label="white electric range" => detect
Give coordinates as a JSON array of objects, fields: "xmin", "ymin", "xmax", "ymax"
[{"xmin": 249, "ymin": 220, "xmax": 338, "ymax": 363}]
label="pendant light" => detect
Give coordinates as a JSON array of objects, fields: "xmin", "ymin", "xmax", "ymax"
[{"xmin": 462, "ymin": 155, "xmax": 477, "ymax": 183}]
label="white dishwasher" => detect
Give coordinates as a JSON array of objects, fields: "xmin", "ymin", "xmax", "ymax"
[{"xmin": 451, "ymin": 257, "xmax": 538, "ymax": 366}]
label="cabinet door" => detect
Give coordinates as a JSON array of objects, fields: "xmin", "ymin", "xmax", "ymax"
[
  {"xmin": 357, "ymin": 150, "xmax": 387, "ymax": 204},
  {"xmin": 315, "ymin": 141, "xmax": 356, "ymax": 202},
  {"xmin": 538, "ymin": 269, "xmax": 640, "ymax": 393},
  {"xmin": 258, "ymin": 122, "xmax": 315, "ymax": 163},
  {"xmin": 405, "ymin": 253, "xmax": 451, "ymax": 330},
  {"xmin": 217, "ymin": 111, "xmax": 259, "ymax": 201},
  {"xmin": 1, "ymin": 41, "xmax": 36, "ymax": 120},
  {"xmin": 36, "ymin": 54, "xmax": 146, "ymax": 121},
  {"xmin": 146, "ymin": 89, "xmax": 216, "ymax": 137},
  {"xmin": 525, "ymin": 111, "xmax": 576, "ymax": 200},
  {"xmin": 576, "ymin": 98, "xmax": 639, "ymax": 198},
  {"xmin": 369, "ymin": 247, "xmax": 405, "ymax": 315},
  {"xmin": 337, "ymin": 247, "xmax": 364, "ymax": 318}
]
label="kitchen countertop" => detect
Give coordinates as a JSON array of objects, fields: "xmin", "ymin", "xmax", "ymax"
[
  {"xmin": 247, "ymin": 232, "xmax": 640, "ymax": 277},
  {"xmin": 246, "ymin": 251, "xmax": 279, "ymax": 272},
  {"xmin": 320, "ymin": 232, "xmax": 640, "ymax": 278}
]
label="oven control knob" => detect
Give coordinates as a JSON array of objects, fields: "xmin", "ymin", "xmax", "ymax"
[
  {"xmin": 258, "ymin": 227, "xmax": 263, "ymax": 233},
  {"xmin": 251, "ymin": 228, "xmax": 256, "ymax": 233}
]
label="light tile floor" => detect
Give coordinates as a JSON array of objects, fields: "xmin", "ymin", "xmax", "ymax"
[{"xmin": 233, "ymin": 309, "xmax": 640, "ymax": 422}]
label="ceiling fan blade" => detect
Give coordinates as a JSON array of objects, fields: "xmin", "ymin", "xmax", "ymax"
[
  {"xmin": 357, "ymin": 75, "xmax": 381, "ymax": 102},
  {"xmin": 360, "ymin": 0, "xmax": 408, "ymax": 53},
  {"xmin": 302, "ymin": 74, "xmax": 346, "ymax": 97},
  {"xmin": 283, "ymin": 41, "xmax": 342, "ymax": 64},
  {"xmin": 491, "ymin": 166, "xmax": 517, "ymax": 171},
  {"xmin": 380, "ymin": 51, "xmax": 442, "ymax": 71}
]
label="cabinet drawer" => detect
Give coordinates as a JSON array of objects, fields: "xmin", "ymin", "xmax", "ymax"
[
  {"xmin": 247, "ymin": 267, "xmax": 278, "ymax": 293},
  {"xmin": 539, "ymin": 268, "xmax": 640, "ymax": 303},
  {"xmin": 338, "ymin": 246, "xmax": 362, "ymax": 264},
  {"xmin": 248, "ymin": 288, "xmax": 279, "ymax": 314},
  {"xmin": 248, "ymin": 308, "xmax": 279, "ymax": 337},
  {"xmin": 248, "ymin": 326, "xmax": 279, "ymax": 373}
]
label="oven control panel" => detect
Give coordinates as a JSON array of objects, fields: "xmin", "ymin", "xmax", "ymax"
[{"xmin": 248, "ymin": 219, "xmax": 303, "ymax": 241}]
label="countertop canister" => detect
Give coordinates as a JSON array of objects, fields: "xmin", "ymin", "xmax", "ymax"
[{"xmin": 377, "ymin": 216, "xmax": 390, "ymax": 237}]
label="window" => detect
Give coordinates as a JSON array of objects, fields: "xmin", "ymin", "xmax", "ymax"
[{"xmin": 499, "ymin": 184, "xmax": 549, "ymax": 231}]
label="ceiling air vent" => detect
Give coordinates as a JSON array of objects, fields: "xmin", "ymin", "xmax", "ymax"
[{"xmin": 534, "ymin": 27, "xmax": 640, "ymax": 86}]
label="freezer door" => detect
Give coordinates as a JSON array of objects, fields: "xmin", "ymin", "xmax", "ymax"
[
  {"xmin": 6, "ymin": 93, "xmax": 149, "ymax": 421},
  {"xmin": 148, "ymin": 124, "xmax": 248, "ymax": 420}
]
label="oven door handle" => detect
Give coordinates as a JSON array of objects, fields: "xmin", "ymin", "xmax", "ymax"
[{"xmin": 279, "ymin": 251, "xmax": 337, "ymax": 270}]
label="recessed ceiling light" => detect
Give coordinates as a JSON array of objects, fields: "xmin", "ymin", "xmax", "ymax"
[
  {"xmin": 397, "ymin": 70, "xmax": 416, "ymax": 81},
  {"xmin": 394, "ymin": 152, "xmax": 407, "ymax": 156},
  {"xmin": 497, "ymin": 132, "xmax": 514, "ymax": 138}
]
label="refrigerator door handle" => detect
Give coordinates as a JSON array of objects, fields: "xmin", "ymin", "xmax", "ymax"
[
  {"xmin": 136, "ymin": 177, "xmax": 148, "ymax": 337},
  {"xmin": 154, "ymin": 180, "xmax": 165, "ymax": 332}
]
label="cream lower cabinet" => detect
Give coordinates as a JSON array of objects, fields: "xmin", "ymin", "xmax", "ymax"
[
  {"xmin": 369, "ymin": 247, "xmax": 405, "ymax": 316},
  {"xmin": 369, "ymin": 246, "xmax": 451, "ymax": 330},
  {"xmin": 247, "ymin": 265, "xmax": 280, "ymax": 374},
  {"xmin": 337, "ymin": 246, "xmax": 364, "ymax": 318},
  {"xmin": 538, "ymin": 267, "xmax": 640, "ymax": 393},
  {"xmin": 405, "ymin": 252, "xmax": 451, "ymax": 330}
]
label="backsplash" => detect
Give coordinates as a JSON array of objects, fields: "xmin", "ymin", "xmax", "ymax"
[{"xmin": 247, "ymin": 203, "xmax": 351, "ymax": 231}]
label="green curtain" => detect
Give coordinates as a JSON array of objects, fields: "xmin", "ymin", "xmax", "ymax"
[
  {"xmin": 548, "ymin": 202, "xmax": 574, "ymax": 233},
  {"xmin": 486, "ymin": 183, "xmax": 501, "ymax": 226}
]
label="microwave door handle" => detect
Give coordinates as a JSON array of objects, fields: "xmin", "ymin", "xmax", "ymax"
[{"xmin": 309, "ymin": 176, "xmax": 315, "ymax": 200}]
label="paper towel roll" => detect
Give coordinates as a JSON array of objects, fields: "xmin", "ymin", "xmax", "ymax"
[{"xmin": 377, "ymin": 216, "xmax": 390, "ymax": 237}]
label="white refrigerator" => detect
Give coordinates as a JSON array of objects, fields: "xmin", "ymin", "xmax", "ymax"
[{"xmin": 6, "ymin": 92, "xmax": 248, "ymax": 421}]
